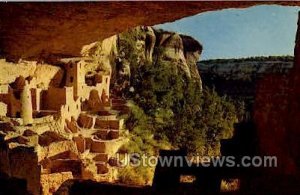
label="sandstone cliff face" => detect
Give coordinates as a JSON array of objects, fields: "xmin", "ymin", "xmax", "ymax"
[
  {"xmin": 0, "ymin": 25, "xmax": 202, "ymax": 109},
  {"xmin": 83, "ymin": 26, "xmax": 203, "ymax": 91},
  {"xmin": 0, "ymin": 59, "xmax": 63, "ymax": 89},
  {"xmin": 0, "ymin": 2, "xmax": 299, "ymax": 60},
  {"xmin": 81, "ymin": 35, "xmax": 118, "ymax": 78},
  {"xmin": 154, "ymin": 30, "xmax": 202, "ymax": 81}
]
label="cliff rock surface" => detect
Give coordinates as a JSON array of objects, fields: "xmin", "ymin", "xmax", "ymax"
[
  {"xmin": 83, "ymin": 26, "xmax": 203, "ymax": 91},
  {"xmin": 198, "ymin": 57, "xmax": 294, "ymax": 114},
  {"xmin": 1, "ymin": 2, "xmax": 299, "ymax": 60}
]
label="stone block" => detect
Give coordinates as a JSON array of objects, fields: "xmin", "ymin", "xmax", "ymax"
[
  {"xmin": 73, "ymin": 136, "xmax": 85, "ymax": 153},
  {"xmin": 77, "ymin": 114, "xmax": 94, "ymax": 129},
  {"xmin": 96, "ymin": 162, "xmax": 109, "ymax": 174},
  {"xmin": 90, "ymin": 138, "xmax": 106, "ymax": 153},
  {"xmin": 40, "ymin": 172, "xmax": 73, "ymax": 195},
  {"xmin": 93, "ymin": 129, "xmax": 109, "ymax": 140},
  {"xmin": 93, "ymin": 153, "xmax": 108, "ymax": 162}
]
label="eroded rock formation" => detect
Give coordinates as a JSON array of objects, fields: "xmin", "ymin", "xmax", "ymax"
[
  {"xmin": 1, "ymin": 2, "xmax": 299, "ymax": 60},
  {"xmin": 84, "ymin": 26, "xmax": 202, "ymax": 92}
]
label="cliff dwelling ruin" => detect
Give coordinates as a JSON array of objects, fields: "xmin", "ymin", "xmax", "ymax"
[
  {"xmin": 0, "ymin": 56, "xmax": 129, "ymax": 194},
  {"xmin": 1, "ymin": 1, "xmax": 300, "ymax": 195}
]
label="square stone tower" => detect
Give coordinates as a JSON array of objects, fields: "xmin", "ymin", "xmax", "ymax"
[{"xmin": 65, "ymin": 59, "xmax": 85, "ymax": 100}]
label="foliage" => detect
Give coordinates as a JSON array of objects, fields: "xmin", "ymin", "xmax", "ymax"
[
  {"xmin": 118, "ymin": 165, "xmax": 155, "ymax": 186},
  {"xmin": 118, "ymin": 102, "xmax": 170, "ymax": 185},
  {"xmin": 117, "ymin": 28, "xmax": 244, "ymax": 184}
]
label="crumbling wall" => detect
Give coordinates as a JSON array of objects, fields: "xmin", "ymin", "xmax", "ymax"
[
  {"xmin": 0, "ymin": 142, "xmax": 41, "ymax": 195},
  {"xmin": 41, "ymin": 87, "xmax": 67, "ymax": 111},
  {"xmin": 0, "ymin": 102, "xmax": 7, "ymax": 116},
  {"xmin": 38, "ymin": 140, "xmax": 78, "ymax": 161},
  {"xmin": 0, "ymin": 59, "xmax": 61, "ymax": 89},
  {"xmin": 0, "ymin": 87, "xmax": 21, "ymax": 117},
  {"xmin": 31, "ymin": 88, "xmax": 42, "ymax": 111},
  {"xmin": 40, "ymin": 172, "xmax": 73, "ymax": 195}
]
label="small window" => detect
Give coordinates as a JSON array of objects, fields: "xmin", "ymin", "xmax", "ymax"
[
  {"xmin": 221, "ymin": 179, "xmax": 240, "ymax": 192},
  {"xmin": 70, "ymin": 64, "xmax": 73, "ymax": 68},
  {"xmin": 16, "ymin": 111, "xmax": 21, "ymax": 118},
  {"xmin": 70, "ymin": 76, "xmax": 74, "ymax": 83},
  {"xmin": 106, "ymin": 78, "xmax": 108, "ymax": 83},
  {"xmin": 180, "ymin": 175, "xmax": 196, "ymax": 183}
]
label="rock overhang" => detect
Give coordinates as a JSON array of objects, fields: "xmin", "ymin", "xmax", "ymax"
[{"xmin": 1, "ymin": 1, "xmax": 300, "ymax": 60}]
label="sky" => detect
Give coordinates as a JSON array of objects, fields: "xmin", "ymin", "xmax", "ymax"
[{"xmin": 155, "ymin": 5, "xmax": 300, "ymax": 60}]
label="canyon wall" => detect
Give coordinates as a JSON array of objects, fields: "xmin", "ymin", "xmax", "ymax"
[
  {"xmin": 254, "ymin": 14, "xmax": 300, "ymax": 175},
  {"xmin": 198, "ymin": 57, "xmax": 294, "ymax": 116}
]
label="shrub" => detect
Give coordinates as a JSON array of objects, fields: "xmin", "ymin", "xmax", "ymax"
[{"xmin": 117, "ymin": 28, "xmax": 245, "ymax": 184}]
